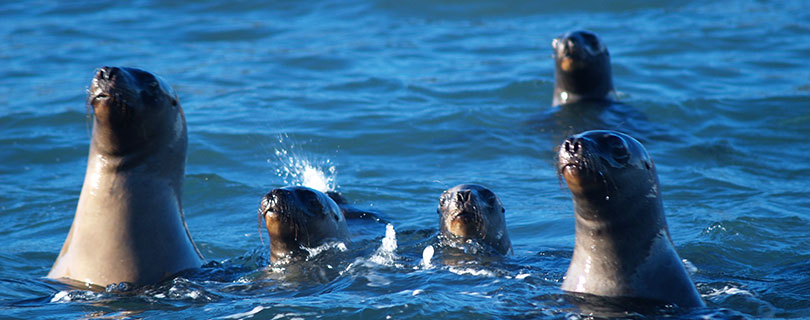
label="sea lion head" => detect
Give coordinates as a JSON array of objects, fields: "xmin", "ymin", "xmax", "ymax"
[
  {"xmin": 557, "ymin": 130, "xmax": 658, "ymax": 222},
  {"xmin": 552, "ymin": 30, "xmax": 614, "ymax": 105},
  {"xmin": 88, "ymin": 66, "xmax": 184, "ymax": 156},
  {"xmin": 437, "ymin": 184, "xmax": 511, "ymax": 254},
  {"xmin": 259, "ymin": 186, "xmax": 349, "ymax": 262}
]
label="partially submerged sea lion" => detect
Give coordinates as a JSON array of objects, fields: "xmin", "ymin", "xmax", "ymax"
[
  {"xmin": 259, "ymin": 186, "xmax": 350, "ymax": 263},
  {"xmin": 48, "ymin": 67, "xmax": 203, "ymax": 288},
  {"xmin": 552, "ymin": 30, "xmax": 616, "ymax": 106},
  {"xmin": 437, "ymin": 184, "xmax": 512, "ymax": 255},
  {"xmin": 557, "ymin": 130, "xmax": 704, "ymax": 308}
]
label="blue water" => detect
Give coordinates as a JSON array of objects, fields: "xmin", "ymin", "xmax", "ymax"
[{"xmin": 2, "ymin": 0, "xmax": 810, "ymax": 318}]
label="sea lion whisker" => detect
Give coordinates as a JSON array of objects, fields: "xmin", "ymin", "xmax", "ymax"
[{"xmin": 257, "ymin": 207, "xmax": 266, "ymax": 248}]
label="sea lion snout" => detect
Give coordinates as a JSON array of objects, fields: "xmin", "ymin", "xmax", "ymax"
[
  {"xmin": 559, "ymin": 131, "xmax": 647, "ymax": 172},
  {"xmin": 449, "ymin": 191, "xmax": 483, "ymax": 221}
]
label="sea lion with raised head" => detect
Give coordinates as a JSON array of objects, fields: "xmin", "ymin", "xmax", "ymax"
[
  {"xmin": 437, "ymin": 184, "xmax": 511, "ymax": 255},
  {"xmin": 557, "ymin": 130, "xmax": 704, "ymax": 308},
  {"xmin": 48, "ymin": 67, "xmax": 204, "ymax": 288},
  {"xmin": 552, "ymin": 30, "xmax": 617, "ymax": 106},
  {"xmin": 259, "ymin": 186, "xmax": 350, "ymax": 263}
]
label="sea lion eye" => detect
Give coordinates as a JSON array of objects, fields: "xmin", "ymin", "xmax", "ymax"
[
  {"xmin": 310, "ymin": 198, "xmax": 322, "ymax": 211},
  {"xmin": 580, "ymin": 32, "xmax": 603, "ymax": 53},
  {"xmin": 613, "ymin": 146, "xmax": 629, "ymax": 164},
  {"xmin": 439, "ymin": 192, "xmax": 449, "ymax": 207}
]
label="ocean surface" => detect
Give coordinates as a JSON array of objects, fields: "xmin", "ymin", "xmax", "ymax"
[{"xmin": 2, "ymin": 0, "xmax": 809, "ymax": 318}]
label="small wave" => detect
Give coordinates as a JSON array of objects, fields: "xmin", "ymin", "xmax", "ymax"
[
  {"xmin": 303, "ymin": 241, "xmax": 348, "ymax": 258},
  {"xmin": 706, "ymin": 285, "xmax": 754, "ymax": 297},
  {"xmin": 448, "ymin": 267, "xmax": 496, "ymax": 277},
  {"xmin": 682, "ymin": 259, "xmax": 698, "ymax": 274},
  {"xmin": 221, "ymin": 306, "xmax": 265, "ymax": 319}
]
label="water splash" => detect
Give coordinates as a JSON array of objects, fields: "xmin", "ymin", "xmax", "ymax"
[
  {"xmin": 271, "ymin": 134, "xmax": 337, "ymax": 193},
  {"xmin": 369, "ymin": 224, "xmax": 398, "ymax": 266},
  {"xmin": 420, "ymin": 245, "xmax": 434, "ymax": 269}
]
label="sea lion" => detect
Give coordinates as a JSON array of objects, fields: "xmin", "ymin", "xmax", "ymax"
[
  {"xmin": 557, "ymin": 130, "xmax": 704, "ymax": 308},
  {"xmin": 259, "ymin": 186, "xmax": 350, "ymax": 263},
  {"xmin": 552, "ymin": 30, "xmax": 616, "ymax": 106},
  {"xmin": 48, "ymin": 67, "xmax": 203, "ymax": 288},
  {"xmin": 437, "ymin": 184, "xmax": 512, "ymax": 255}
]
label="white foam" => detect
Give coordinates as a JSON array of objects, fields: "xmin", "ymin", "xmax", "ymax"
[{"xmin": 50, "ymin": 290, "xmax": 103, "ymax": 303}]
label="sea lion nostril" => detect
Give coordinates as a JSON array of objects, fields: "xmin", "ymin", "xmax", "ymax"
[
  {"xmin": 564, "ymin": 139, "xmax": 580, "ymax": 153},
  {"xmin": 456, "ymin": 192, "xmax": 465, "ymax": 204}
]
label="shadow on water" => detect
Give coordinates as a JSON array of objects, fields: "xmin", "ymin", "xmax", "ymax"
[{"xmin": 529, "ymin": 100, "xmax": 685, "ymax": 149}]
